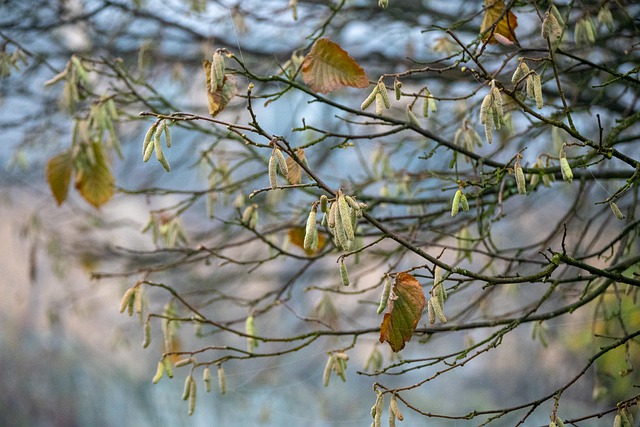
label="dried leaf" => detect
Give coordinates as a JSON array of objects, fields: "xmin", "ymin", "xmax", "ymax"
[
  {"xmin": 74, "ymin": 142, "xmax": 114, "ymax": 208},
  {"xmin": 289, "ymin": 226, "xmax": 326, "ymax": 255},
  {"xmin": 46, "ymin": 150, "xmax": 73, "ymax": 205},
  {"xmin": 302, "ymin": 38, "xmax": 369, "ymax": 94},
  {"xmin": 379, "ymin": 272, "xmax": 426, "ymax": 352},
  {"xmin": 480, "ymin": 0, "xmax": 518, "ymax": 44},
  {"xmin": 203, "ymin": 60, "xmax": 237, "ymax": 117},
  {"xmin": 286, "ymin": 149, "xmax": 305, "ymax": 184}
]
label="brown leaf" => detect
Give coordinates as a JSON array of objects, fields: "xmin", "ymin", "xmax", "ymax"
[
  {"xmin": 74, "ymin": 141, "xmax": 114, "ymax": 208},
  {"xmin": 46, "ymin": 150, "xmax": 73, "ymax": 205},
  {"xmin": 203, "ymin": 60, "xmax": 237, "ymax": 117},
  {"xmin": 288, "ymin": 226, "xmax": 326, "ymax": 255},
  {"xmin": 480, "ymin": 0, "xmax": 518, "ymax": 44},
  {"xmin": 286, "ymin": 148, "xmax": 305, "ymax": 184},
  {"xmin": 302, "ymin": 38, "xmax": 369, "ymax": 94},
  {"xmin": 379, "ymin": 272, "xmax": 426, "ymax": 352}
]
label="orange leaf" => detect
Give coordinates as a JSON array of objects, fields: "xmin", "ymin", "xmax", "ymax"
[
  {"xmin": 46, "ymin": 150, "xmax": 73, "ymax": 205},
  {"xmin": 288, "ymin": 226, "xmax": 326, "ymax": 255},
  {"xmin": 379, "ymin": 272, "xmax": 426, "ymax": 352},
  {"xmin": 480, "ymin": 0, "xmax": 518, "ymax": 44},
  {"xmin": 302, "ymin": 38, "xmax": 369, "ymax": 94},
  {"xmin": 203, "ymin": 60, "xmax": 237, "ymax": 117},
  {"xmin": 74, "ymin": 141, "xmax": 114, "ymax": 208},
  {"xmin": 286, "ymin": 148, "xmax": 305, "ymax": 184}
]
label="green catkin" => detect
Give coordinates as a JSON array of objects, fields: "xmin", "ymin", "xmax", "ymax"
[
  {"xmin": 338, "ymin": 192, "xmax": 355, "ymax": 241},
  {"xmin": 152, "ymin": 361, "xmax": 164, "ymax": 383},
  {"xmin": 377, "ymin": 81, "xmax": 390, "ymax": 109},
  {"xmin": 142, "ymin": 123, "xmax": 157, "ymax": 158},
  {"xmin": 375, "ymin": 92, "xmax": 384, "ymax": 116},
  {"xmin": 345, "ymin": 195, "xmax": 361, "ymax": 211},
  {"xmin": 394, "ymin": 79, "xmax": 402, "ymax": 100},
  {"xmin": 245, "ymin": 314, "xmax": 258, "ymax": 352},
  {"xmin": 340, "ymin": 259, "xmax": 349, "ymax": 286},
  {"xmin": 377, "ymin": 276, "xmax": 392, "ymax": 314},
  {"xmin": 268, "ymin": 154, "xmax": 278, "ymax": 189},
  {"xmin": 609, "ymin": 201, "xmax": 625, "ymax": 219},
  {"xmin": 273, "ymin": 147, "xmax": 288, "ymax": 175},
  {"xmin": 320, "ymin": 195, "xmax": 328, "ymax": 213},
  {"xmin": 303, "ymin": 208, "xmax": 318, "ymax": 252},
  {"xmin": 162, "ymin": 357, "xmax": 174, "ymax": 378},
  {"xmin": 559, "ymin": 153, "xmax": 573, "ymax": 183},
  {"xmin": 203, "ymin": 367, "xmax": 212, "ymax": 392},
  {"xmin": 451, "ymin": 189, "xmax": 462, "ymax": 217},
  {"xmin": 533, "ymin": 73, "xmax": 544, "ymax": 109},
  {"xmin": 515, "ymin": 161, "xmax": 526, "ymax": 194},
  {"xmin": 163, "ymin": 121, "xmax": 172, "ymax": 148},
  {"xmin": 613, "ymin": 414, "xmax": 622, "ymax": 427},
  {"xmin": 143, "ymin": 319, "xmax": 151, "ymax": 348},
  {"xmin": 217, "ymin": 365, "xmax": 226, "ymax": 394},
  {"xmin": 119, "ymin": 287, "xmax": 135, "ymax": 314},
  {"xmin": 322, "ymin": 354, "xmax": 334, "ymax": 387},
  {"xmin": 328, "ymin": 201, "xmax": 337, "ymax": 229},
  {"xmin": 175, "ymin": 358, "xmax": 193, "ymax": 368},
  {"xmin": 212, "ymin": 52, "xmax": 225, "ymax": 88},
  {"xmin": 361, "ymin": 86, "xmax": 378, "ymax": 110},
  {"xmin": 460, "ymin": 192, "xmax": 469, "ymax": 211},
  {"xmin": 427, "ymin": 299, "xmax": 436, "ymax": 324},
  {"xmin": 182, "ymin": 375, "xmax": 192, "ymax": 400},
  {"xmin": 406, "ymin": 105, "xmax": 421, "ymax": 127}
]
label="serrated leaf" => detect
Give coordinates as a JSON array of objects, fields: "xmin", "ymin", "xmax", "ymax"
[
  {"xmin": 286, "ymin": 148, "xmax": 305, "ymax": 184},
  {"xmin": 480, "ymin": 0, "xmax": 518, "ymax": 44},
  {"xmin": 288, "ymin": 226, "xmax": 326, "ymax": 255},
  {"xmin": 302, "ymin": 38, "xmax": 369, "ymax": 94},
  {"xmin": 74, "ymin": 142, "xmax": 114, "ymax": 208},
  {"xmin": 379, "ymin": 272, "xmax": 426, "ymax": 352},
  {"xmin": 46, "ymin": 151, "xmax": 73, "ymax": 205},
  {"xmin": 203, "ymin": 60, "xmax": 237, "ymax": 117}
]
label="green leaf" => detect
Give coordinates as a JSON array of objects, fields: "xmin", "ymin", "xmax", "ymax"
[
  {"xmin": 302, "ymin": 38, "xmax": 369, "ymax": 94},
  {"xmin": 379, "ymin": 272, "xmax": 426, "ymax": 352},
  {"xmin": 46, "ymin": 150, "xmax": 73, "ymax": 205},
  {"xmin": 74, "ymin": 141, "xmax": 114, "ymax": 208}
]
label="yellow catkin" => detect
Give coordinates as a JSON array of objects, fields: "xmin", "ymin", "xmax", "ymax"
[
  {"xmin": 268, "ymin": 154, "xmax": 278, "ymax": 189},
  {"xmin": 152, "ymin": 361, "xmax": 164, "ymax": 383},
  {"xmin": 460, "ymin": 192, "xmax": 469, "ymax": 211},
  {"xmin": 303, "ymin": 208, "xmax": 318, "ymax": 252},
  {"xmin": 361, "ymin": 86, "xmax": 378, "ymax": 111},
  {"xmin": 203, "ymin": 367, "xmax": 212, "ymax": 392},
  {"xmin": 162, "ymin": 357, "xmax": 174, "ymax": 378},
  {"xmin": 377, "ymin": 81, "xmax": 391, "ymax": 109},
  {"xmin": 187, "ymin": 379, "xmax": 197, "ymax": 415},
  {"xmin": 515, "ymin": 161, "xmax": 526, "ymax": 194},
  {"xmin": 406, "ymin": 105, "xmax": 421, "ymax": 127},
  {"xmin": 142, "ymin": 123, "xmax": 157, "ymax": 158},
  {"xmin": 182, "ymin": 375, "xmax": 192, "ymax": 400},
  {"xmin": 273, "ymin": 147, "xmax": 288, "ymax": 175},
  {"xmin": 217, "ymin": 365, "xmax": 226, "ymax": 395},
  {"xmin": 560, "ymin": 157, "xmax": 573, "ymax": 182},
  {"xmin": 119, "ymin": 287, "xmax": 135, "ymax": 314},
  {"xmin": 375, "ymin": 92, "xmax": 384, "ymax": 116}
]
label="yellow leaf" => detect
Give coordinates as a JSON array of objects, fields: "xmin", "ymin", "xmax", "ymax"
[
  {"xmin": 286, "ymin": 148, "xmax": 305, "ymax": 184},
  {"xmin": 379, "ymin": 272, "xmax": 426, "ymax": 352},
  {"xmin": 46, "ymin": 151, "xmax": 73, "ymax": 205},
  {"xmin": 74, "ymin": 141, "xmax": 114, "ymax": 208},
  {"xmin": 302, "ymin": 38, "xmax": 369, "ymax": 94},
  {"xmin": 289, "ymin": 226, "xmax": 326, "ymax": 255},
  {"xmin": 480, "ymin": 0, "xmax": 518, "ymax": 44},
  {"xmin": 203, "ymin": 60, "xmax": 237, "ymax": 117}
]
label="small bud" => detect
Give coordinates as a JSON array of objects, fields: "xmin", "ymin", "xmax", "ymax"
[
  {"xmin": 340, "ymin": 259, "xmax": 349, "ymax": 287},
  {"xmin": 394, "ymin": 79, "xmax": 402, "ymax": 100}
]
